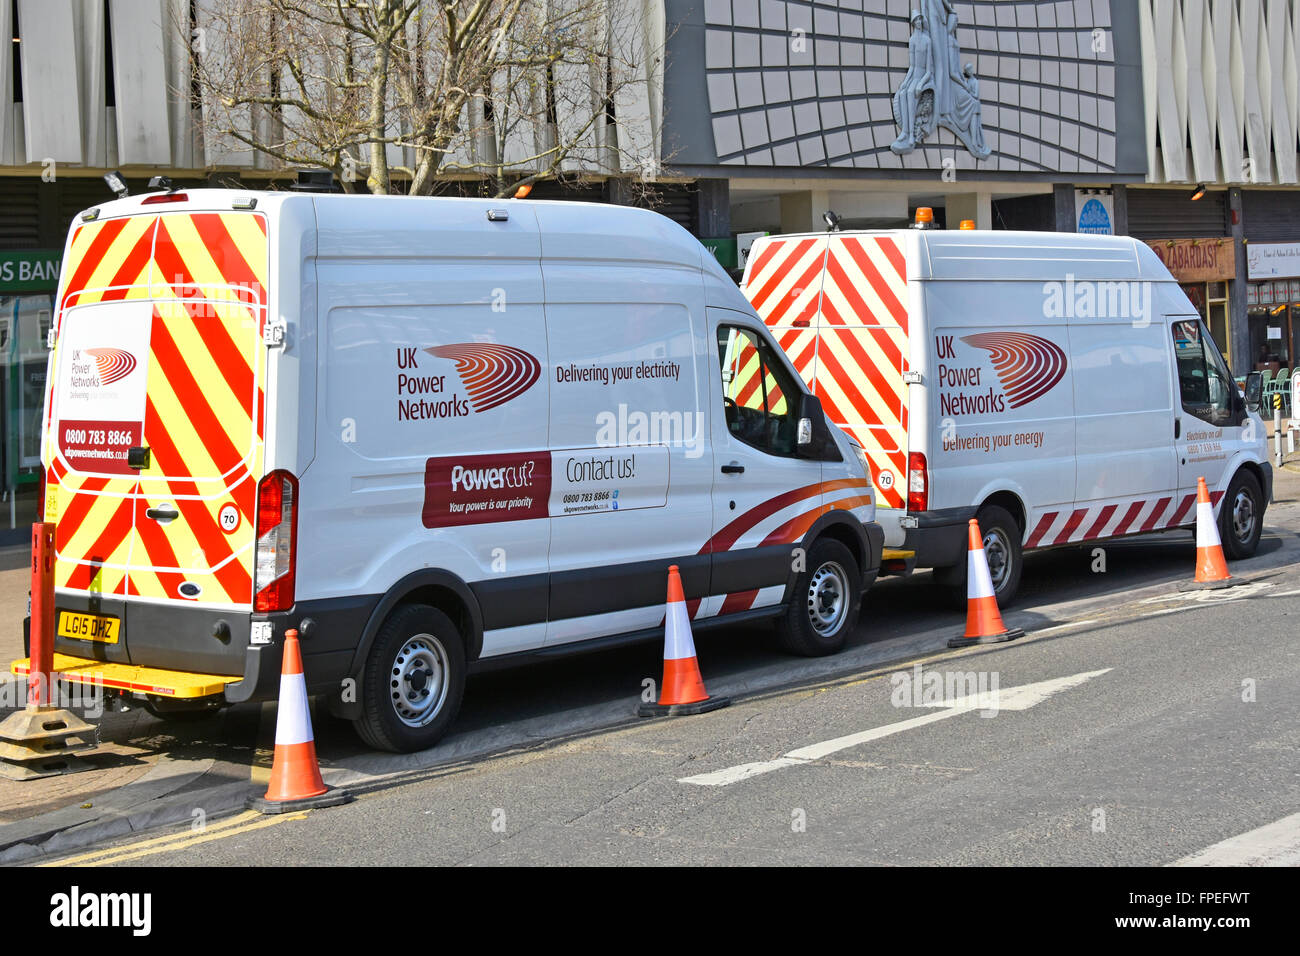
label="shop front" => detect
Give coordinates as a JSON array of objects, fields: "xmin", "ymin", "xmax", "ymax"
[
  {"xmin": 1246, "ymin": 241, "xmax": 1300, "ymax": 375},
  {"xmin": 0, "ymin": 249, "xmax": 59, "ymax": 539},
  {"xmin": 1143, "ymin": 237, "xmax": 1236, "ymax": 366}
]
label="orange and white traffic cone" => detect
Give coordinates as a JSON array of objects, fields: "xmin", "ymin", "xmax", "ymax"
[
  {"xmin": 1181, "ymin": 476, "xmax": 1237, "ymax": 591},
  {"xmin": 247, "ymin": 628, "xmax": 350, "ymax": 813},
  {"xmin": 948, "ymin": 519, "xmax": 1025, "ymax": 648},
  {"xmin": 637, "ymin": 565, "xmax": 730, "ymax": 717}
]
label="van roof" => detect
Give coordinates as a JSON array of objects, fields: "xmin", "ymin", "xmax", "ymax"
[
  {"xmin": 762, "ymin": 229, "xmax": 1181, "ymax": 283},
  {"xmin": 74, "ymin": 188, "xmax": 727, "ymax": 279}
]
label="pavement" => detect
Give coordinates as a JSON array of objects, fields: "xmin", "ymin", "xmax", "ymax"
[{"xmin": 4, "ymin": 454, "xmax": 1300, "ymax": 864}]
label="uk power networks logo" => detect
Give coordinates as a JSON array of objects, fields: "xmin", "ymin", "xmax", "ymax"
[
  {"xmin": 960, "ymin": 332, "xmax": 1067, "ymax": 409},
  {"xmin": 425, "ymin": 343, "xmax": 541, "ymax": 412},
  {"xmin": 69, "ymin": 348, "xmax": 137, "ymax": 389}
]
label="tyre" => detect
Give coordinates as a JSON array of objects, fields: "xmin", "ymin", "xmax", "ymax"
[
  {"xmin": 1218, "ymin": 470, "xmax": 1263, "ymax": 560},
  {"xmin": 776, "ymin": 538, "xmax": 861, "ymax": 656},
  {"xmin": 933, "ymin": 504, "xmax": 1023, "ymax": 609},
  {"xmin": 353, "ymin": 604, "xmax": 466, "ymax": 753}
]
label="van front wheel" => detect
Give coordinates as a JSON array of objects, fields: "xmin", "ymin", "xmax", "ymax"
[
  {"xmin": 354, "ymin": 604, "xmax": 466, "ymax": 753},
  {"xmin": 776, "ymin": 538, "xmax": 861, "ymax": 656},
  {"xmin": 1219, "ymin": 470, "xmax": 1263, "ymax": 560}
]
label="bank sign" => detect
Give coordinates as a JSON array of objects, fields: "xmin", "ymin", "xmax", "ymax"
[{"xmin": 0, "ymin": 250, "xmax": 62, "ymax": 293}]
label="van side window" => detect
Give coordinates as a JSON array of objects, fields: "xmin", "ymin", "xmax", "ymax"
[
  {"xmin": 717, "ymin": 326, "xmax": 800, "ymax": 456},
  {"xmin": 1172, "ymin": 319, "xmax": 1235, "ymax": 427}
]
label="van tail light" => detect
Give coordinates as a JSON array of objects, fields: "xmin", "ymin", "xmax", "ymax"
[
  {"xmin": 254, "ymin": 470, "xmax": 298, "ymax": 612},
  {"xmin": 907, "ymin": 452, "xmax": 928, "ymax": 512}
]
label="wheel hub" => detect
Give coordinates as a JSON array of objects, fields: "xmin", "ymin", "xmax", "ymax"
[
  {"xmin": 983, "ymin": 528, "xmax": 1010, "ymax": 589},
  {"xmin": 1232, "ymin": 490, "xmax": 1255, "ymax": 542},
  {"xmin": 390, "ymin": 636, "xmax": 449, "ymax": 728},
  {"xmin": 807, "ymin": 560, "xmax": 849, "ymax": 636}
]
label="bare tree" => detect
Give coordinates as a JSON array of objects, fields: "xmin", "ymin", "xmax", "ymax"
[{"xmin": 187, "ymin": 0, "xmax": 666, "ymax": 197}]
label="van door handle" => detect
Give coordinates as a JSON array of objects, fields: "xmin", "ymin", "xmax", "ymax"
[
  {"xmin": 721, "ymin": 463, "xmax": 745, "ymax": 474},
  {"xmin": 146, "ymin": 505, "xmax": 179, "ymax": 522},
  {"xmin": 1174, "ymin": 418, "xmax": 1181, "ymax": 439}
]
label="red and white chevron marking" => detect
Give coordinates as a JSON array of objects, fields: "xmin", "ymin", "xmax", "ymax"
[
  {"xmin": 743, "ymin": 234, "xmax": 912, "ymax": 509},
  {"xmin": 1025, "ymin": 489, "xmax": 1224, "ymax": 550}
]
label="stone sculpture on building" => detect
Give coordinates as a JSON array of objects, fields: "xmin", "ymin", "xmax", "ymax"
[{"xmin": 891, "ymin": 0, "xmax": 991, "ymax": 159}]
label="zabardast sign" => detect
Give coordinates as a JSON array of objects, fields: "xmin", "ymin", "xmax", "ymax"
[
  {"xmin": 1144, "ymin": 238, "xmax": 1235, "ymax": 283},
  {"xmin": 1075, "ymin": 192, "xmax": 1114, "ymax": 235},
  {"xmin": 0, "ymin": 250, "xmax": 62, "ymax": 292},
  {"xmin": 1247, "ymin": 241, "xmax": 1300, "ymax": 280}
]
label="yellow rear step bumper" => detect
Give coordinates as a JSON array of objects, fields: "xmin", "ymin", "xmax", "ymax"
[
  {"xmin": 882, "ymin": 548, "xmax": 916, "ymax": 561},
  {"xmin": 11, "ymin": 654, "xmax": 238, "ymax": 699}
]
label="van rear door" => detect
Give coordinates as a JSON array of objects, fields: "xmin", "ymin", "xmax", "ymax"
[
  {"xmin": 743, "ymin": 234, "xmax": 911, "ymax": 510},
  {"xmin": 815, "ymin": 235, "xmax": 911, "ymax": 510},
  {"xmin": 46, "ymin": 210, "xmax": 268, "ymax": 623}
]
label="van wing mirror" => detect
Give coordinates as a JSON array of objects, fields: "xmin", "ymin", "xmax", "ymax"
[
  {"xmin": 1244, "ymin": 371, "xmax": 1263, "ymax": 410},
  {"xmin": 796, "ymin": 394, "xmax": 840, "ymax": 461}
]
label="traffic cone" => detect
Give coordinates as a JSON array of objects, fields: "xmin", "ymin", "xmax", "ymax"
[
  {"xmin": 948, "ymin": 519, "xmax": 1025, "ymax": 648},
  {"xmin": 637, "ymin": 565, "xmax": 730, "ymax": 717},
  {"xmin": 1181, "ymin": 476, "xmax": 1237, "ymax": 591},
  {"xmin": 247, "ymin": 629, "xmax": 350, "ymax": 813}
]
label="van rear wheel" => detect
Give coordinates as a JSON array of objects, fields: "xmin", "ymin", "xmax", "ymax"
[
  {"xmin": 354, "ymin": 604, "xmax": 466, "ymax": 753},
  {"xmin": 776, "ymin": 538, "xmax": 861, "ymax": 656},
  {"xmin": 934, "ymin": 504, "xmax": 1023, "ymax": 610}
]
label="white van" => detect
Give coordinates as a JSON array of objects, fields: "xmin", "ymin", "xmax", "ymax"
[
  {"xmin": 22, "ymin": 188, "xmax": 881, "ymax": 752},
  {"xmin": 742, "ymin": 226, "xmax": 1270, "ymax": 604}
]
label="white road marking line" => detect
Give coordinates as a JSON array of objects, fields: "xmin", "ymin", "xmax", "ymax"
[
  {"xmin": 784, "ymin": 708, "xmax": 965, "ymax": 761},
  {"xmin": 1030, "ymin": 619, "xmax": 1097, "ymax": 636},
  {"xmin": 679, "ymin": 757, "xmax": 809, "ymax": 787},
  {"xmin": 1140, "ymin": 581, "xmax": 1273, "ymax": 605},
  {"xmin": 918, "ymin": 667, "xmax": 1112, "ymax": 712},
  {"xmin": 679, "ymin": 668, "xmax": 1112, "ymax": 787},
  {"xmin": 1169, "ymin": 811, "xmax": 1300, "ymax": 867}
]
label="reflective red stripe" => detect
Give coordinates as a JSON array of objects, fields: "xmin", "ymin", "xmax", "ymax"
[
  {"xmin": 187, "ymin": 214, "xmax": 267, "ymax": 305},
  {"xmin": 718, "ymin": 590, "xmax": 758, "ymax": 615},
  {"xmin": 748, "ymin": 238, "xmax": 818, "ymax": 313},
  {"xmin": 832, "ymin": 238, "xmax": 908, "ymax": 327},
  {"xmin": 702, "ymin": 479, "xmax": 868, "ymax": 554},
  {"xmin": 1167, "ymin": 493, "xmax": 1196, "ymax": 527},
  {"xmin": 148, "ymin": 312, "xmax": 247, "ymax": 475},
  {"xmin": 1139, "ymin": 497, "xmax": 1171, "ymax": 532},
  {"xmin": 63, "ymin": 496, "xmax": 134, "ymax": 590},
  {"xmin": 1111, "ymin": 500, "xmax": 1146, "ymax": 536},
  {"xmin": 1082, "ymin": 504, "xmax": 1118, "ymax": 540},
  {"xmin": 59, "ymin": 219, "xmax": 131, "ymax": 310},
  {"xmin": 1026, "ymin": 512, "xmax": 1057, "ymax": 549},
  {"xmin": 1057, "ymin": 508, "xmax": 1089, "ymax": 543}
]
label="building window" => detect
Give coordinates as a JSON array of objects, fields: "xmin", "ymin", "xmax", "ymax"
[{"xmin": 1247, "ymin": 279, "xmax": 1300, "ymax": 372}]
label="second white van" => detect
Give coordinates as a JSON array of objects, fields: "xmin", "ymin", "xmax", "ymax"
[{"xmin": 743, "ymin": 226, "xmax": 1269, "ymax": 604}]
